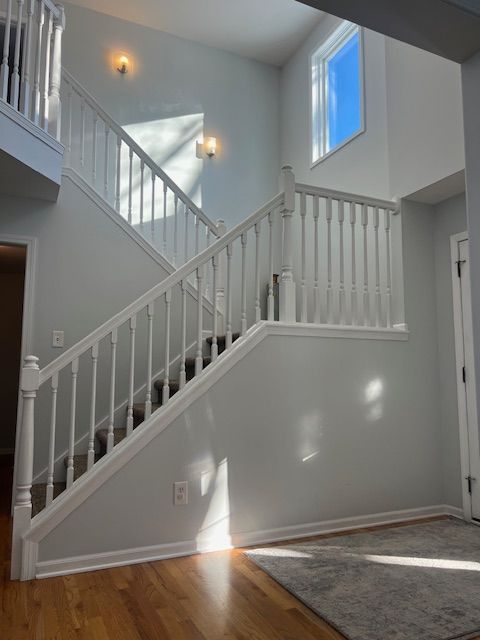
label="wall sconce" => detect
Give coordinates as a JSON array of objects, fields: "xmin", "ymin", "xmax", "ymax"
[
  {"xmin": 196, "ymin": 136, "xmax": 218, "ymax": 159},
  {"xmin": 115, "ymin": 53, "xmax": 130, "ymax": 75}
]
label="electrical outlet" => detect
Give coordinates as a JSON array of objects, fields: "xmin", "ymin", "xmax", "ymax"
[
  {"xmin": 174, "ymin": 481, "xmax": 188, "ymax": 506},
  {"xmin": 52, "ymin": 330, "xmax": 64, "ymax": 348}
]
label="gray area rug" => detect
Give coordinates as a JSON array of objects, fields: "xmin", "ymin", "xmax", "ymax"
[{"xmin": 246, "ymin": 519, "xmax": 480, "ymax": 640}]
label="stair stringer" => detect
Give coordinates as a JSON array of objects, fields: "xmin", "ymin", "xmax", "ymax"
[{"xmin": 22, "ymin": 322, "xmax": 408, "ymax": 579}]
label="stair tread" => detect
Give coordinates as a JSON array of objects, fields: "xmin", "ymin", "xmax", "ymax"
[
  {"xmin": 96, "ymin": 427, "xmax": 127, "ymax": 448},
  {"xmin": 153, "ymin": 379, "xmax": 180, "ymax": 393},
  {"xmin": 31, "ymin": 482, "xmax": 66, "ymax": 517},
  {"xmin": 185, "ymin": 356, "xmax": 212, "ymax": 368},
  {"xmin": 63, "ymin": 453, "xmax": 102, "ymax": 481},
  {"xmin": 206, "ymin": 332, "xmax": 240, "ymax": 345},
  {"xmin": 132, "ymin": 403, "xmax": 161, "ymax": 417}
]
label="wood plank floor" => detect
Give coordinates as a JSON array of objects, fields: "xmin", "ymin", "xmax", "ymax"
[{"xmin": 0, "ymin": 456, "xmax": 475, "ymax": 639}]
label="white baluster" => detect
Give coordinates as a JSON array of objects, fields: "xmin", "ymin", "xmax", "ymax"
[
  {"xmin": 87, "ymin": 343, "xmax": 98, "ymax": 470},
  {"xmin": 195, "ymin": 267, "xmax": 204, "ymax": 375},
  {"xmin": 241, "ymin": 232, "xmax": 247, "ymax": 335},
  {"xmin": 66, "ymin": 358, "xmax": 79, "ymax": 488},
  {"xmin": 45, "ymin": 373, "xmax": 58, "ymax": 506},
  {"xmin": 211, "ymin": 254, "xmax": 218, "ymax": 362},
  {"xmin": 151, "ymin": 172, "xmax": 156, "ymax": 241},
  {"xmin": 195, "ymin": 215, "xmax": 200, "ymax": 258},
  {"xmin": 313, "ymin": 196, "xmax": 320, "ymax": 324},
  {"xmin": 350, "ymin": 202, "xmax": 358, "ymax": 325},
  {"xmin": 162, "ymin": 291, "xmax": 172, "ymax": 404},
  {"xmin": 226, "ymin": 244, "xmax": 233, "ymax": 348},
  {"xmin": 216, "ymin": 220, "xmax": 226, "ymax": 334},
  {"xmin": 184, "ymin": 205, "xmax": 189, "ymax": 263},
  {"xmin": 19, "ymin": 0, "xmax": 34, "ymax": 116},
  {"xmin": 47, "ymin": 4, "xmax": 64, "ymax": 139},
  {"xmin": 139, "ymin": 160, "xmax": 144, "ymax": 227},
  {"xmin": 173, "ymin": 194, "xmax": 178, "ymax": 266},
  {"xmin": 79, "ymin": 98, "xmax": 85, "ymax": 169},
  {"xmin": 205, "ymin": 227, "xmax": 211, "ymax": 300},
  {"xmin": 179, "ymin": 281, "xmax": 187, "ymax": 388},
  {"xmin": 374, "ymin": 206, "xmax": 381, "ymax": 327},
  {"xmin": 267, "ymin": 210, "xmax": 274, "ymax": 321},
  {"xmin": 128, "ymin": 147, "xmax": 133, "ymax": 224},
  {"xmin": 107, "ymin": 329, "xmax": 117, "ymax": 454},
  {"xmin": 11, "ymin": 355, "xmax": 39, "ymax": 581},
  {"xmin": 339, "ymin": 200, "xmax": 346, "ymax": 325},
  {"xmin": 385, "ymin": 210, "xmax": 393, "ymax": 328},
  {"xmin": 279, "ymin": 166, "xmax": 296, "ymax": 322},
  {"xmin": 103, "ymin": 125, "xmax": 109, "ymax": 199},
  {"xmin": 145, "ymin": 303, "xmax": 154, "ymax": 418},
  {"xmin": 300, "ymin": 192, "xmax": 307, "ymax": 323},
  {"xmin": 41, "ymin": 9, "xmax": 52, "ymax": 129},
  {"xmin": 32, "ymin": 1, "xmax": 44, "ymax": 124},
  {"xmin": 326, "ymin": 197, "xmax": 333, "ymax": 324},
  {"xmin": 91, "ymin": 111, "xmax": 98, "ymax": 185},
  {"xmin": 126, "ymin": 316, "xmax": 136, "ymax": 435},
  {"xmin": 254, "ymin": 221, "xmax": 261, "ymax": 323},
  {"xmin": 362, "ymin": 204, "xmax": 370, "ymax": 326},
  {"xmin": 163, "ymin": 182, "xmax": 168, "ymax": 256},
  {"xmin": 115, "ymin": 136, "xmax": 121, "ymax": 212},
  {"xmin": 65, "ymin": 87, "xmax": 72, "ymax": 164},
  {"xmin": 0, "ymin": 0, "xmax": 13, "ymax": 101},
  {"xmin": 9, "ymin": 0, "xmax": 24, "ymax": 109}
]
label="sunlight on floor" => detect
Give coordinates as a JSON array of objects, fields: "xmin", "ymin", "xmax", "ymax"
[{"xmin": 357, "ymin": 553, "xmax": 480, "ymax": 571}]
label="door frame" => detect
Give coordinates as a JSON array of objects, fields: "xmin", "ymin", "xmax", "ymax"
[
  {"xmin": 451, "ymin": 231, "xmax": 479, "ymax": 522},
  {"xmin": 0, "ymin": 234, "xmax": 37, "ymax": 514}
]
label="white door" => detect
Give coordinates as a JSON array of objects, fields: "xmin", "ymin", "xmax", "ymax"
[{"xmin": 452, "ymin": 235, "xmax": 480, "ymax": 520}]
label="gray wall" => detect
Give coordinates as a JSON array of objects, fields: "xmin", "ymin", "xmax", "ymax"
[
  {"xmin": 433, "ymin": 193, "xmax": 467, "ymax": 507},
  {"xmin": 62, "ymin": 2, "xmax": 281, "ymax": 229},
  {"xmin": 38, "ymin": 203, "xmax": 447, "ymax": 562}
]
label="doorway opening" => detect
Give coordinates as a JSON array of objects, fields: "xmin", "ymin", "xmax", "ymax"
[
  {"xmin": 451, "ymin": 232, "xmax": 480, "ymax": 522},
  {"xmin": 0, "ymin": 243, "xmax": 26, "ymax": 519}
]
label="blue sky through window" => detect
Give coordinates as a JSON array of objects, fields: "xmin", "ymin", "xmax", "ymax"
[{"xmin": 327, "ymin": 32, "xmax": 361, "ymax": 152}]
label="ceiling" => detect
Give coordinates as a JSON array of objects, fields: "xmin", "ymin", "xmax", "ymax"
[
  {"xmin": 65, "ymin": 0, "xmax": 324, "ymax": 66},
  {"xmin": 296, "ymin": 0, "xmax": 480, "ymax": 62}
]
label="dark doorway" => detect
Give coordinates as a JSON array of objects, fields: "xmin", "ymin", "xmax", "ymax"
[{"xmin": 0, "ymin": 244, "xmax": 26, "ymax": 517}]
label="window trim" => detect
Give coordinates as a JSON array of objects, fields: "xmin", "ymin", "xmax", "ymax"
[{"xmin": 310, "ymin": 21, "xmax": 365, "ymax": 167}]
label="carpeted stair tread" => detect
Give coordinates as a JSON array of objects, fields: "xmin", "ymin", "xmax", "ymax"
[
  {"xmin": 206, "ymin": 332, "xmax": 240, "ymax": 346},
  {"xmin": 31, "ymin": 482, "xmax": 66, "ymax": 517},
  {"xmin": 96, "ymin": 427, "xmax": 127, "ymax": 450},
  {"xmin": 132, "ymin": 403, "xmax": 161, "ymax": 419},
  {"xmin": 63, "ymin": 453, "xmax": 101, "ymax": 481},
  {"xmin": 153, "ymin": 378, "xmax": 180, "ymax": 395},
  {"xmin": 185, "ymin": 356, "xmax": 212, "ymax": 369}
]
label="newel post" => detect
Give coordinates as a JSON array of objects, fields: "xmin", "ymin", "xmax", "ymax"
[
  {"xmin": 279, "ymin": 165, "xmax": 296, "ymax": 322},
  {"xmin": 11, "ymin": 355, "xmax": 39, "ymax": 580},
  {"xmin": 48, "ymin": 4, "xmax": 65, "ymax": 140},
  {"xmin": 216, "ymin": 218, "xmax": 227, "ymax": 335}
]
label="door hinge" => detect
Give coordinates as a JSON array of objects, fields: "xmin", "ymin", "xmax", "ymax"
[
  {"xmin": 463, "ymin": 366, "xmax": 466, "ymax": 384},
  {"xmin": 466, "ymin": 475, "xmax": 476, "ymax": 494},
  {"xmin": 457, "ymin": 259, "xmax": 466, "ymax": 278}
]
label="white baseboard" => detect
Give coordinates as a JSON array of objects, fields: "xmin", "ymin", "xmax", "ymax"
[{"xmin": 35, "ymin": 503, "xmax": 462, "ymax": 579}]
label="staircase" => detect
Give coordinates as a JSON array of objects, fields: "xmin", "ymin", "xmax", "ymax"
[{"xmin": 30, "ymin": 332, "xmax": 240, "ymax": 515}]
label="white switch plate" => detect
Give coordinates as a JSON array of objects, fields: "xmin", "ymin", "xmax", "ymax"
[
  {"xmin": 174, "ymin": 481, "xmax": 188, "ymax": 506},
  {"xmin": 52, "ymin": 330, "xmax": 64, "ymax": 348}
]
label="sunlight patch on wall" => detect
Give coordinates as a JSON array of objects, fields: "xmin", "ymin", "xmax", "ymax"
[{"xmin": 196, "ymin": 458, "xmax": 232, "ymax": 552}]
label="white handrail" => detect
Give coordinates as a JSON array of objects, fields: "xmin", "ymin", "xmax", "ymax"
[
  {"xmin": 61, "ymin": 68, "xmax": 219, "ymax": 237},
  {"xmin": 38, "ymin": 191, "xmax": 285, "ymax": 385},
  {"xmin": 295, "ymin": 183, "xmax": 398, "ymax": 212}
]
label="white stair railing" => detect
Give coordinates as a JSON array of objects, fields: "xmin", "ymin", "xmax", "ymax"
[
  {"xmin": 11, "ymin": 166, "xmax": 404, "ymax": 579},
  {"xmin": 60, "ymin": 69, "xmax": 220, "ymax": 266},
  {"xmin": 0, "ymin": 0, "xmax": 64, "ymax": 139}
]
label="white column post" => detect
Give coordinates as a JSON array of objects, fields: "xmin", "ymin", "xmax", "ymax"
[
  {"xmin": 11, "ymin": 355, "xmax": 39, "ymax": 580},
  {"xmin": 48, "ymin": 5, "xmax": 64, "ymax": 138},
  {"xmin": 216, "ymin": 218, "xmax": 226, "ymax": 335},
  {"xmin": 279, "ymin": 165, "xmax": 296, "ymax": 323}
]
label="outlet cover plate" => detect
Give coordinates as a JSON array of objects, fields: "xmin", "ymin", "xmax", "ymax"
[{"xmin": 174, "ymin": 481, "xmax": 188, "ymax": 506}]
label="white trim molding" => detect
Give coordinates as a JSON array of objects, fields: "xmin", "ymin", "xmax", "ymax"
[{"xmin": 34, "ymin": 504, "xmax": 463, "ymax": 579}]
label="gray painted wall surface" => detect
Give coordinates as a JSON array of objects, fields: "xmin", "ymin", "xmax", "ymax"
[
  {"xmin": 433, "ymin": 193, "xmax": 467, "ymax": 508},
  {"xmin": 39, "ymin": 204, "xmax": 446, "ymax": 562},
  {"xmin": 62, "ymin": 2, "xmax": 281, "ymax": 229}
]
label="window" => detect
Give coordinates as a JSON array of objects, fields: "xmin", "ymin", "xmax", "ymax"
[{"xmin": 311, "ymin": 22, "xmax": 364, "ymax": 164}]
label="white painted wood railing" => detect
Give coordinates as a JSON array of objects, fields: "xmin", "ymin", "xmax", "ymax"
[
  {"xmin": 11, "ymin": 166, "xmax": 404, "ymax": 579},
  {"xmin": 0, "ymin": 0, "xmax": 64, "ymax": 138},
  {"xmin": 60, "ymin": 69, "xmax": 220, "ymax": 266}
]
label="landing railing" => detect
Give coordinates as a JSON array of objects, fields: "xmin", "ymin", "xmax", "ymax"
[
  {"xmin": 60, "ymin": 69, "xmax": 220, "ymax": 266},
  {"xmin": 0, "ymin": 0, "xmax": 64, "ymax": 139},
  {"xmin": 11, "ymin": 167, "xmax": 403, "ymax": 579}
]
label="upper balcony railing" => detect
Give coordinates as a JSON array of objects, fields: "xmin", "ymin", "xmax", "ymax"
[{"xmin": 0, "ymin": 0, "xmax": 64, "ymax": 139}]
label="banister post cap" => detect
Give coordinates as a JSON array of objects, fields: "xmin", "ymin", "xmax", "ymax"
[{"xmin": 21, "ymin": 356, "xmax": 40, "ymax": 392}]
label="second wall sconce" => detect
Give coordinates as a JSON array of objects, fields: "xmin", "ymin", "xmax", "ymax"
[
  {"xmin": 114, "ymin": 53, "xmax": 130, "ymax": 75},
  {"xmin": 196, "ymin": 137, "xmax": 218, "ymax": 159}
]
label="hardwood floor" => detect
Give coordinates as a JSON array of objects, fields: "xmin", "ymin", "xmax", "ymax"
[{"xmin": 0, "ymin": 457, "xmax": 475, "ymax": 640}]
